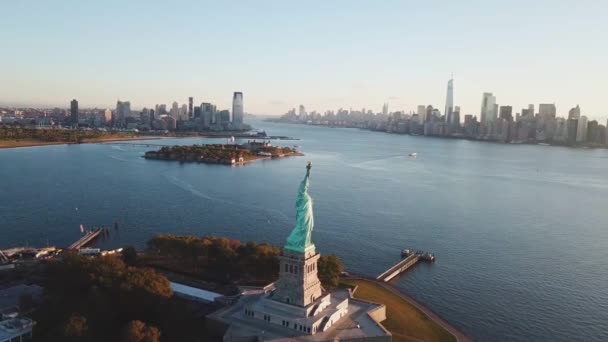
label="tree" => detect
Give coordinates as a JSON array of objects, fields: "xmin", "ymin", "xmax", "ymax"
[
  {"xmin": 122, "ymin": 246, "xmax": 138, "ymax": 266},
  {"xmin": 318, "ymin": 255, "xmax": 344, "ymax": 290},
  {"xmin": 64, "ymin": 314, "xmax": 88, "ymax": 339},
  {"xmin": 121, "ymin": 320, "xmax": 161, "ymax": 342}
]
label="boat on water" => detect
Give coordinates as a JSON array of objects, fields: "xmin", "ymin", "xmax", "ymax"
[{"xmin": 408, "ymin": 152, "xmax": 417, "ymax": 157}]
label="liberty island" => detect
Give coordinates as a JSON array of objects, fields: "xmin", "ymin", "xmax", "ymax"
[{"xmin": 209, "ymin": 163, "xmax": 392, "ymax": 341}]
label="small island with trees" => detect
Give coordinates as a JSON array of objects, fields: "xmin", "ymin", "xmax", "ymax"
[{"xmin": 144, "ymin": 141, "xmax": 303, "ymax": 165}]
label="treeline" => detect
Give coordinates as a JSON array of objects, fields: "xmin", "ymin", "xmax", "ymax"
[
  {"xmin": 0, "ymin": 126, "xmax": 119, "ymax": 142},
  {"xmin": 147, "ymin": 235, "xmax": 281, "ymax": 283},
  {"xmin": 33, "ymin": 253, "xmax": 205, "ymax": 342},
  {"xmin": 152, "ymin": 145, "xmax": 255, "ymax": 161},
  {"xmin": 146, "ymin": 235, "xmax": 344, "ymax": 289}
]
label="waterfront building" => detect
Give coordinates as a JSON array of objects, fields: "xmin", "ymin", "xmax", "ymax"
[
  {"xmin": 576, "ymin": 116, "xmax": 588, "ymax": 142},
  {"xmin": 299, "ymin": 105, "xmax": 306, "ymax": 118},
  {"xmin": 538, "ymin": 104, "xmax": 556, "ymax": 130},
  {"xmin": 103, "ymin": 109, "xmax": 112, "ymax": 123},
  {"xmin": 209, "ymin": 164, "xmax": 390, "ymax": 342},
  {"xmin": 587, "ymin": 120, "xmax": 600, "ymax": 143},
  {"xmin": 115, "ymin": 101, "xmax": 131, "ymax": 127},
  {"xmin": 417, "ymin": 105, "xmax": 426, "ymax": 124},
  {"xmin": 170, "ymin": 101, "xmax": 179, "ymax": 119},
  {"xmin": 70, "ymin": 99, "xmax": 79, "ymax": 127},
  {"xmin": 161, "ymin": 115, "xmax": 176, "ymax": 130},
  {"xmin": 444, "ymin": 78, "xmax": 454, "ymax": 125},
  {"xmin": 188, "ymin": 97, "xmax": 193, "ymax": 118},
  {"xmin": 425, "ymin": 105, "xmax": 433, "ymax": 122},
  {"xmin": 480, "ymin": 93, "xmax": 496, "ymax": 127},
  {"xmin": 382, "ymin": 103, "xmax": 388, "ymax": 116},
  {"xmin": 499, "ymin": 106, "xmax": 513, "ymax": 121},
  {"xmin": 232, "ymin": 92, "xmax": 244, "ymax": 125},
  {"xmin": 567, "ymin": 118, "xmax": 578, "ymax": 144},
  {"xmin": 201, "ymin": 102, "xmax": 215, "ymax": 128},
  {"xmin": 568, "ymin": 105, "xmax": 581, "ymax": 120},
  {"xmin": 453, "ymin": 106, "xmax": 461, "ymax": 127},
  {"xmin": 554, "ymin": 118, "xmax": 568, "ymax": 142}
]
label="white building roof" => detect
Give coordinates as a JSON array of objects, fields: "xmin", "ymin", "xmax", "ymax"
[{"xmin": 170, "ymin": 282, "xmax": 222, "ymax": 303}]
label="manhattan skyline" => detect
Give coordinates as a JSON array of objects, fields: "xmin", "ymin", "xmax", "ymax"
[{"xmin": 1, "ymin": 1, "xmax": 607, "ymax": 118}]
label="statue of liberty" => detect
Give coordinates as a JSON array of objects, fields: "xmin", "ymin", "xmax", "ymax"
[{"xmin": 285, "ymin": 162, "xmax": 314, "ymax": 253}]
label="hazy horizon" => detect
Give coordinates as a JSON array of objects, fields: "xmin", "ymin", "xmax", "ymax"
[{"xmin": 2, "ymin": 1, "xmax": 607, "ymax": 120}]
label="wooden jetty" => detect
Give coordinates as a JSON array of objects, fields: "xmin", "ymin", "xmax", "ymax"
[
  {"xmin": 68, "ymin": 229, "xmax": 103, "ymax": 250},
  {"xmin": 376, "ymin": 249, "xmax": 435, "ymax": 282}
]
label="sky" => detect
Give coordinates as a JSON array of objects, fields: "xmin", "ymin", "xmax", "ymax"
[{"xmin": 1, "ymin": 0, "xmax": 607, "ymax": 119}]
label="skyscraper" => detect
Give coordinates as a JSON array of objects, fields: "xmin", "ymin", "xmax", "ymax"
[
  {"xmin": 232, "ymin": 92, "xmax": 244, "ymax": 125},
  {"xmin": 382, "ymin": 103, "xmax": 388, "ymax": 116},
  {"xmin": 480, "ymin": 92, "xmax": 496, "ymax": 126},
  {"xmin": 171, "ymin": 101, "xmax": 179, "ymax": 118},
  {"xmin": 444, "ymin": 77, "xmax": 454, "ymax": 124},
  {"xmin": 453, "ymin": 106, "xmax": 461, "ymax": 126},
  {"xmin": 568, "ymin": 105, "xmax": 581, "ymax": 120},
  {"xmin": 299, "ymin": 105, "xmax": 306, "ymax": 118},
  {"xmin": 188, "ymin": 97, "xmax": 193, "ymax": 118},
  {"xmin": 538, "ymin": 104, "xmax": 556, "ymax": 120},
  {"xmin": 417, "ymin": 105, "xmax": 426, "ymax": 124},
  {"xmin": 576, "ymin": 115, "xmax": 588, "ymax": 142},
  {"xmin": 115, "ymin": 101, "xmax": 131, "ymax": 127},
  {"xmin": 70, "ymin": 99, "xmax": 79, "ymax": 127},
  {"xmin": 499, "ymin": 106, "xmax": 513, "ymax": 121},
  {"xmin": 103, "ymin": 109, "xmax": 112, "ymax": 123}
]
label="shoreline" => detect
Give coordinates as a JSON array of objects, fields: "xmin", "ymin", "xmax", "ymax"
[
  {"xmin": 346, "ymin": 277, "xmax": 473, "ymax": 342},
  {"xmin": 0, "ymin": 134, "xmax": 298, "ymax": 150},
  {"xmin": 266, "ymin": 119, "xmax": 607, "ymax": 150},
  {"xmin": 0, "ymin": 136, "xmax": 164, "ymax": 149}
]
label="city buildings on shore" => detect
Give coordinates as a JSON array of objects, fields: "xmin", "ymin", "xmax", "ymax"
[
  {"xmin": 0, "ymin": 92, "xmax": 248, "ymax": 133},
  {"xmin": 277, "ymin": 78, "xmax": 607, "ymax": 148}
]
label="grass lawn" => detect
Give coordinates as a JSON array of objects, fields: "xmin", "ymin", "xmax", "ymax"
[{"xmin": 343, "ymin": 279, "xmax": 456, "ymax": 342}]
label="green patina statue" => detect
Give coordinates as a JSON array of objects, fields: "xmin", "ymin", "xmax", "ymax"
[{"xmin": 285, "ymin": 162, "xmax": 314, "ymax": 253}]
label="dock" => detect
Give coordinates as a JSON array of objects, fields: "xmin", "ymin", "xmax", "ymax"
[
  {"xmin": 68, "ymin": 229, "xmax": 103, "ymax": 250},
  {"xmin": 376, "ymin": 249, "xmax": 435, "ymax": 282}
]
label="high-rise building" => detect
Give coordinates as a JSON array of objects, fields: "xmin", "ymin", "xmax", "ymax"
[
  {"xmin": 444, "ymin": 77, "xmax": 454, "ymax": 124},
  {"xmin": 232, "ymin": 92, "xmax": 244, "ymax": 125},
  {"xmin": 452, "ymin": 106, "xmax": 461, "ymax": 126},
  {"xmin": 538, "ymin": 104, "xmax": 556, "ymax": 124},
  {"xmin": 170, "ymin": 101, "xmax": 179, "ymax": 118},
  {"xmin": 522, "ymin": 104, "xmax": 535, "ymax": 118},
  {"xmin": 425, "ymin": 105, "xmax": 433, "ymax": 122},
  {"xmin": 417, "ymin": 105, "xmax": 426, "ymax": 124},
  {"xmin": 568, "ymin": 105, "xmax": 581, "ymax": 120},
  {"xmin": 480, "ymin": 92, "xmax": 496, "ymax": 126},
  {"xmin": 576, "ymin": 115, "xmax": 588, "ymax": 142},
  {"xmin": 499, "ymin": 106, "xmax": 513, "ymax": 121},
  {"xmin": 298, "ymin": 105, "xmax": 306, "ymax": 118},
  {"xmin": 103, "ymin": 109, "xmax": 112, "ymax": 123},
  {"xmin": 70, "ymin": 99, "xmax": 79, "ymax": 127},
  {"xmin": 587, "ymin": 120, "xmax": 599, "ymax": 143},
  {"xmin": 188, "ymin": 97, "xmax": 193, "ymax": 118},
  {"xmin": 115, "ymin": 101, "xmax": 131, "ymax": 126},
  {"xmin": 567, "ymin": 118, "xmax": 578, "ymax": 144},
  {"xmin": 201, "ymin": 102, "xmax": 215, "ymax": 128},
  {"xmin": 382, "ymin": 103, "xmax": 388, "ymax": 116}
]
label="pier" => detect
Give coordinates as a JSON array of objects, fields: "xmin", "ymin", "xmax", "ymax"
[
  {"xmin": 376, "ymin": 249, "xmax": 435, "ymax": 282},
  {"xmin": 68, "ymin": 229, "xmax": 103, "ymax": 250}
]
